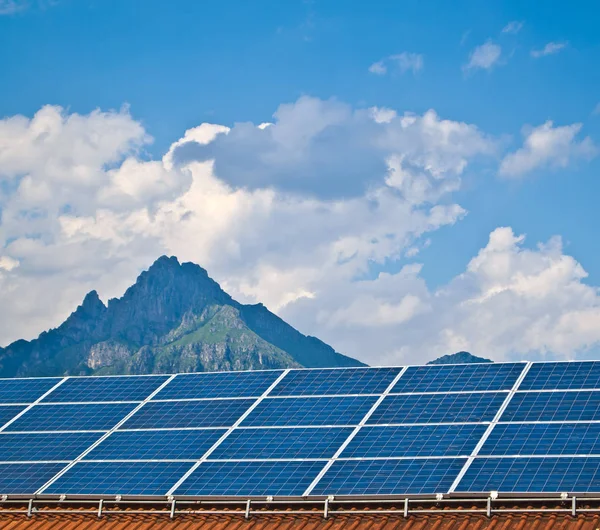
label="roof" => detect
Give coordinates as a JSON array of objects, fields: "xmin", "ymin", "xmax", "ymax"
[
  {"xmin": 2, "ymin": 499, "xmax": 600, "ymax": 530},
  {"xmin": 1, "ymin": 510, "xmax": 600, "ymax": 530}
]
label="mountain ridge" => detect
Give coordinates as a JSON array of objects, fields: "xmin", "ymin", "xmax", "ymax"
[{"xmin": 0, "ymin": 256, "xmax": 363, "ymax": 377}]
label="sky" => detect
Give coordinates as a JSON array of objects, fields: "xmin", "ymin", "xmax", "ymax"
[{"xmin": 0, "ymin": 0, "xmax": 599, "ymax": 365}]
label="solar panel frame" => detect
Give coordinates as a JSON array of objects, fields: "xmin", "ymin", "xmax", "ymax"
[
  {"xmin": 455, "ymin": 456, "xmax": 600, "ymax": 494},
  {"xmin": 173, "ymin": 460, "xmax": 326, "ymax": 497},
  {"xmin": 0, "ymin": 432, "xmax": 103, "ymax": 461},
  {"xmin": 0, "ymin": 462, "xmax": 69, "ymax": 495},
  {"xmin": 311, "ymin": 458, "xmax": 468, "ymax": 496},
  {"xmin": 341, "ymin": 424, "xmax": 489, "ymax": 458},
  {"xmin": 269, "ymin": 367, "xmax": 403, "ymax": 396},
  {"xmin": 42, "ymin": 375, "xmax": 169, "ymax": 403},
  {"xmin": 367, "ymin": 392, "xmax": 507, "ymax": 424},
  {"xmin": 521, "ymin": 361, "xmax": 600, "ymax": 391},
  {"xmin": 241, "ymin": 395, "xmax": 379, "ymax": 427},
  {"xmin": 390, "ymin": 363, "xmax": 526, "ymax": 393},
  {"xmin": 153, "ymin": 370, "xmax": 285, "ymax": 400},
  {"xmin": 501, "ymin": 391, "xmax": 600, "ymax": 422},
  {"xmin": 0, "ymin": 377, "xmax": 63, "ymax": 404}
]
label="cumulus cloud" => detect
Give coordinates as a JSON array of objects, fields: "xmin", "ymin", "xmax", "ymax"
[
  {"xmin": 464, "ymin": 41, "xmax": 502, "ymax": 71},
  {"xmin": 368, "ymin": 52, "xmax": 423, "ymax": 76},
  {"xmin": 170, "ymin": 97, "xmax": 494, "ymax": 198},
  {"xmin": 531, "ymin": 41, "xmax": 568, "ymax": 58},
  {"xmin": 499, "ymin": 121, "xmax": 597, "ymax": 177},
  {"xmin": 2, "ymin": 100, "xmax": 600, "ymax": 365},
  {"xmin": 502, "ymin": 21, "xmax": 524, "ymax": 34}
]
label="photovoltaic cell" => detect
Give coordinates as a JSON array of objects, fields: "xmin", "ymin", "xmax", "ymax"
[
  {"xmin": 0, "ymin": 463, "xmax": 67, "ymax": 494},
  {"xmin": 456, "ymin": 457, "xmax": 600, "ymax": 493},
  {"xmin": 154, "ymin": 370, "xmax": 284, "ymax": 400},
  {"xmin": 241, "ymin": 396, "xmax": 377, "ymax": 427},
  {"xmin": 0, "ymin": 378, "xmax": 62, "ymax": 404},
  {"xmin": 312, "ymin": 458, "xmax": 467, "ymax": 496},
  {"xmin": 42, "ymin": 375, "xmax": 169, "ymax": 403},
  {"xmin": 0, "ymin": 432, "xmax": 102, "ymax": 461},
  {"xmin": 0, "ymin": 406, "xmax": 25, "ymax": 428},
  {"xmin": 368, "ymin": 393, "xmax": 505, "ymax": 424},
  {"xmin": 390, "ymin": 363, "xmax": 524, "ymax": 393},
  {"xmin": 501, "ymin": 391, "xmax": 600, "ymax": 422},
  {"xmin": 120, "ymin": 399, "xmax": 254, "ymax": 430},
  {"xmin": 174, "ymin": 460, "xmax": 325, "ymax": 496},
  {"xmin": 211, "ymin": 427, "xmax": 354, "ymax": 460},
  {"xmin": 341, "ymin": 424, "xmax": 488, "ymax": 458},
  {"xmin": 85, "ymin": 429, "xmax": 226, "ymax": 460},
  {"xmin": 5, "ymin": 403, "xmax": 137, "ymax": 432},
  {"xmin": 270, "ymin": 368, "xmax": 402, "ymax": 396},
  {"xmin": 44, "ymin": 461, "xmax": 192, "ymax": 496},
  {"xmin": 521, "ymin": 362, "xmax": 600, "ymax": 390}
]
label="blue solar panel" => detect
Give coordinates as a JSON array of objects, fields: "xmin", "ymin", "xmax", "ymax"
[
  {"xmin": 0, "ymin": 432, "xmax": 101, "ymax": 461},
  {"xmin": 270, "ymin": 368, "xmax": 402, "ymax": 396},
  {"xmin": 391, "ymin": 363, "xmax": 524, "ymax": 393},
  {"xmin": 85, "ymin": 429, "xmax": 225, "ymax": 460},
  {"xmin": 154, "ymin": 370, "xmax": 283, "ymax": 400},
  {"xmin": 43, "ymin": 375, "xmax": 169, "ymax": 403},
  {"xmin": 480, "ymin": 423, "xmax": 600, "ymax": 456},
  {"xmin": 0, "ymin": 463, "xmax": 67, "ymax": 494},
  {"xmin": 0, "ymin": 378, "xmax": 62, "ymax": 404},
  {"xmin": 0, "ymin": 406, "xmax": 25, "ymax": 428},
  {"xmin": 312, "ymin": 458, "xmax": 466, "ymax": 496},
  {"xmin": 456, "ymin": 457, "xmax": 600, "ymax": 493},
  {"xmin": 44, "ymin": 461, "xmax": 192, "ymax": 496},
  {"xmin": 521, "ymin": 362, "xmax": 600, "ymax": 390},
  {"xmin": 501, "ymin": 391, "xmax": 600, "ymax": 422},
  {"xmin": 120, "ymin": 399, "xmax": 254, "ymax": 429},
  {"xmin": 368, "ymin": 393, "xmax": 505, "ymax": 424},
  {"xmin": 211, "ymin": 427, "xmax": 353, "ymax": 459},
  {"xmin": 342, "ymin": 424, "xmax": 488, "ymax": 458},
  {"xmin": 5, "ymin": 403, "xmax": 137, "ymax": 432},
  {"xmin": 241, "ymin": 396, "xmax": 377, "ymax": 427},
  {"xmin": 174, "ymin": 460, "xmax": 325, "ymax": 496}
]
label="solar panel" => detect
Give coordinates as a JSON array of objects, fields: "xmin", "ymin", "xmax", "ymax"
[
  {"xmin": 42, "ymin": 375, "xmax": 169, "ymax": 403},
  {"xmin": 367, "ymin": 393, "xmax": 506, "ymax": 424},
  {"xmin": 480, "ymin": 423, "xmax": 600, "ymax": 456},
  {"xmin": 4, "ymin": 403, "xmax": 137, "ymax": 432},
  {"xmin": 174, "ymin": 460, "xmax": 325, "ymax": 497},
  {"xmin": 390, "ymin": 363, "xmax": 524, "ymax": 393},
  {"xmin": 85, "ymin": 429, "xmax": 226, "ymax": 460},
  {"xmin": 501, "ymin": 391, "xmax": 600, "ymax": 422},
  {"xmin": 0, "ymin": 405, "xmax": 26, "ymax": 428},
  {"xmin": 456, "ymin": 457, "xmax": 600, "ymax": 493},
  {"xmin": 341, "ymin": 424, "xmax": 488, "ymax": 458},
  {"xmin": 120, "ymin": 399, "xmax": 254, "ymax": 429},
  {"xmin": 210, "ymin": 427, "xmax": 354, "ymax": 460},
  {"xmin": 241, "ymin": 396, "xmax": 377, "ymax": 427},
  {"xmin": 521, "ymin": 362, "xmax": 600, "ymax": 390},
  {"xmin": 269, "ymin": 368, "xmax": 402, "ymax": 396},
  {"xmin": 312, "ymin": 458, "xmax": 467, "ymax": 496},
  {"xmin": 0, "ymin": 378, "xmax": 62, "ymax": 404},
  {"xmin": 0, "ymin": 463, "xmax": 67, "ymax": 494},
  {"xmin": 43, "ymin": 461, "xmax": 193, "ymax": 496},
  {"xmin": 0, "ymin": 432, "xmax": 102, "ymax": 461},
  {"xmin": 154, "ymin": 370, "xmax": 283, "ymax": 400}
]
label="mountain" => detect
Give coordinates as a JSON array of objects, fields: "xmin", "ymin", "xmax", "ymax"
[
  {"xmin": 0, "ymin": 256, "xmax": 364, "ymax": 377},
  {"xmin": 427, "ymin": 351, "xmax": 492, "ymax": 365}
]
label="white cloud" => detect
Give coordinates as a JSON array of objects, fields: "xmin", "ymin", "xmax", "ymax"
[
  {"xmin": 464, "ymin": 41, "xmax": 502, "ymax": 71},
  {"xmin": 531, "ymin": 41, "xmax": 568, "ymax": 58},
  {"xmin": 368, "ymin": 53, "xmax": 423, "ymax": 76},
  {"xmin": 2, "ymin": 100, "xmax": 600, "ymax": 366},
  {"xmin": 0, "ymin": 0, "xmax": 27, "ymax": 15},
  {"xmin": 499, "ymin": 120, "xmax": 597, "ymax": 177},
  {"xmin": 368, "ymin": 61, "xmax": 387, "ymax": 75},
  {"xmin": 502, "ymin": 21, "xmax": 524, "ymax": 34}
]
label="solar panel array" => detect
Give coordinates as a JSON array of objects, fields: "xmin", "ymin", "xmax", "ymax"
[{"xmin": 1, "ymin": 361, "xmax": 600, "ymax": 497}]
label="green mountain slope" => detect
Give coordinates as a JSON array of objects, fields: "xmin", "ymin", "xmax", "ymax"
[{"xmin": 0, "ymin": 256, "xmax": 363, "ymax": 377}]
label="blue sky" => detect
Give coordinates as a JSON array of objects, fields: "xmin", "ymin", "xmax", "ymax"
[{"xmin": 0, "ymin": 0, "xmax": 599, "ymax": 364}]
